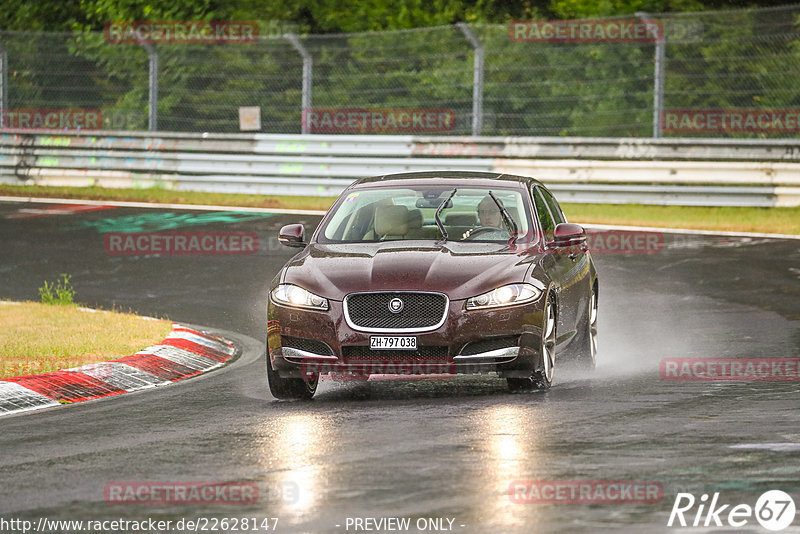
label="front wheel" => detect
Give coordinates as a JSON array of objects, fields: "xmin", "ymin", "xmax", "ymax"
[
  {"xmin": 507, "ymin": 296, "xmax": 555, "ymax": 392},
  {"xmin": 266, "ymin": 352, "xmax": 318, "ymax": 400}
]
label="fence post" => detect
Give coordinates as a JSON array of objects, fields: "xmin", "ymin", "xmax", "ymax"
[
  {"xmin": 653, "ymin": 35, "xmax": 665, "ymax": 138},
  {"xmin": 0, "ymin": 43, "xmax": 7, "ymax": 129},
  {"xmin": 637, "ymin": 12, "xmax": 665, "ymax": 138},
  {"xmin": 140, "ymin": 43, "xmax": 158, "ymax": 131},
  {"xmin": 457, "ymin": 23, "xmax": 484, "ymax": 136},
  {"xmin": 285, "ymin": 33, "xmax": 312, "ymax": 134}
]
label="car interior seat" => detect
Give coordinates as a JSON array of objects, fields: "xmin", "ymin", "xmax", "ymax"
[{"xmin": 373, "ymin": 205, "xmax": 410, "ymax": 240}]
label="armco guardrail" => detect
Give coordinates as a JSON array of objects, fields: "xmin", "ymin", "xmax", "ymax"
[
  {"xmin": 1, "ymin": 131, "xmax": 799, "ymax": 206},
  {"xmin": 413, "ymin": 136, "xmax": 800, "ymax": 162}
]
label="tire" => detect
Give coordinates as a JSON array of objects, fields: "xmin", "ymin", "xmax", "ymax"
[
  {"xmin": 266, "ymin": 352, "xmax": 318, "ymax": 400},
  {"xmin": 508, "ymin": 295, "xmax": 555, "ymax": 392},
  {"xmin": 573, "ymin": 283, "xmax": 598, "ymax": 371}
]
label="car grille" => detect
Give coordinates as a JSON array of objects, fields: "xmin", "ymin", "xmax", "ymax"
[
  {"xmin": 345, "ymin": 292, "xmax": 447, "ymax": 331},
  {"xmin": 342, "ymin": 345, "xmax": 449, "ymax": 361}
]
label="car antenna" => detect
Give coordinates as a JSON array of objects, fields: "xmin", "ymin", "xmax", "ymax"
[
  {"xmin": 435, "ymin": 188, "xmax": 457, "ymax": 241},
  {"xmin": 488, "ymin": 190, "xmax": 518, "ymax": 245}
]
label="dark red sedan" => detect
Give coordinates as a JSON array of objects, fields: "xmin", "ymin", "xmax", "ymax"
[{"xmin": 267, "ymin": 171, "xmax": 598, "ymax": 399}]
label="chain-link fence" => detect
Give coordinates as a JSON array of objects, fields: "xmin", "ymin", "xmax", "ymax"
[{"xmin": 0, "ymin": 4, "xmax": 798, "ymax": 137}]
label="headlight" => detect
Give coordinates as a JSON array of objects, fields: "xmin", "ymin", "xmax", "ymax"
[
  {"xmin": 466, "ymin": 283, "xmax": 542, "ymax": 310},
  {"xmin": 270, "ymin": 284, "xmax": 329, "ymax": 310}
]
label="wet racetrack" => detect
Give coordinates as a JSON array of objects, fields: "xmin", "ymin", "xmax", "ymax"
[{"xmin": 0, "ymin": 200, "xmax": 799, "ymax": 533}]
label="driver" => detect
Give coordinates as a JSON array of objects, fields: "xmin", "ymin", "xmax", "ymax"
[
  {"xmin": 462, "ymin": 196, "xmax": 506, "ymax": 239},
  {"xmin": 477, "ymin": 195, "xmax": 502, "ymax": 227}
]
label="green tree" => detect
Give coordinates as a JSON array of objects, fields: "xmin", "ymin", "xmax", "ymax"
[{"xmin": 0, "ymin": 0, "xmax": 86, "ymax": 31}]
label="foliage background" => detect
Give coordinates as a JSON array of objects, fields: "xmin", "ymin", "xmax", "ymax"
[{"xmin": 0, "ymin": 0, "xmax": 798, "ymax": 137}]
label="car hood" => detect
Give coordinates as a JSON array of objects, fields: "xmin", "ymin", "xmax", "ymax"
[{"xmin": 281, "ymin": 241, "xmax": 537, "ymax": 301}]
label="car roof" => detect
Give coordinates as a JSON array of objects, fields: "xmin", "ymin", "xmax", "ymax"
[{"xmin": 351, "ymin": 171, "xmax": 545, "ymax": 189}]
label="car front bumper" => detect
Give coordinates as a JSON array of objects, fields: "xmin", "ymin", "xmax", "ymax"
[{"xmin": 267, "ymin": 295, "xmax": 548, "ymax": 379}]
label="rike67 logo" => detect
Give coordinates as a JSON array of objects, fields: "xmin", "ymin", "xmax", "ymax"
[{"xmin": 668, "ymin": 491, "xmax": 796, "ymax": 531}]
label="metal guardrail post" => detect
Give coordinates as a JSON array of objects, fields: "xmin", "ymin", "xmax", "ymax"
[
  {"xmin": 457, "ymin": 23, "xmax": 484, "ymax": 137},
  {"xmin": 654, "ymin": 38, "xmax": 665, "ymax": 138},
  {"xmin": 285, "ymin": 33, "xmax": 313, "ymax": 134},
  {"xmin": 0, "ymin": 43, "xmax": 7, "ymax": 129},
  {"xmin": 141, "ymin": 43, "xmax": 158, "ymax": 131},
  {"xmin": 637, "ymin": 12, "xmax": 665, "ymax": 138}
]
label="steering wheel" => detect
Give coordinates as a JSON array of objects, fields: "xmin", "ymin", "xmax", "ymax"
[{"xmin": 463, "ymin": 226, "xmax": 509, "ymax": 240}]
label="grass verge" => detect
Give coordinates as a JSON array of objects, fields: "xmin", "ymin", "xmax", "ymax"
[
  {"xmin": 562, "ymin": 203, "xmax": 800, "ymax": 235},
  {"xmin": 0, "ymin": 301, "xmax": 173, "ymax": 379},
  {"xmin": 0, "ymin": 184, "xmax": 338, "ymax": 212},
  {"xmin": 1, "ymin": 184, "xmax": 798, "ymax": 235}
]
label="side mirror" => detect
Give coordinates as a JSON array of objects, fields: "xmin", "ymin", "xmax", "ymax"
[
  {"xmin": 278, "ymin": 224, "xmax": 305, "ymax": 248},
  {"xmin": 552, "ymin": 223, "xmax": 586, "ymax": 248}
]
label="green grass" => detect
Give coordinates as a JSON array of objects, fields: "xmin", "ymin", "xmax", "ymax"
[
  {"xmin": 39, "ymin": 273, "xmax": 77, "ymax": 305},
  {"xmin": 0, "ymin": 301, "xmax": 172, "ymax": 379},
  {"xmin": 561, "ymin": 203, "xmax": 800, "ymax": 235},
  {"xmin": 1, "ymin": 184, "xmax": 798, "ymax": 234},
  {"xmin": 0, "ymin": 184, "xmax": 338, "ymax": 212}
]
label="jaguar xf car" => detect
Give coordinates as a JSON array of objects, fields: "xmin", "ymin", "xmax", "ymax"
[{"xmin": 266, "ymin": 171, "xmax": 598, "ymax": 399}]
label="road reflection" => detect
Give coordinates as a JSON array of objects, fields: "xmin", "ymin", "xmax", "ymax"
[
  {"xmin": 260, "ymin": 411, "xmax": 334, "ymax": 520},
  {"xmin": 471, "ymin": 403, "xmax": 544, "ymax": 530}
]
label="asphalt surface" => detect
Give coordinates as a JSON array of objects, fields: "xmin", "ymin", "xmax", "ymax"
[{"xmin": 0, "ymin": 200, "xmax": 799, "ymax": 534}]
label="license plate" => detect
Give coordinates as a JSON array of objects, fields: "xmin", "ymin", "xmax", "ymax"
[{"xmin": 369, "ymin": 336, "xmax": 417, "ymax": 350}]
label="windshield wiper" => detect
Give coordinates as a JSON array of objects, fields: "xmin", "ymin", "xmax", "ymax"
[
  {"xmin": 488, "ymin": 190, "xmax": 518, "ymax": 244},
  {"xmin": 435, "ymin": 188, "xmax": 457, "ymax": 241}
]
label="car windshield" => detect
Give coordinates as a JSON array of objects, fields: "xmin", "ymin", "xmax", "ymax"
[{"xmin": 318, "ymin": 186, "xmax": 533, "ymax": 243}]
